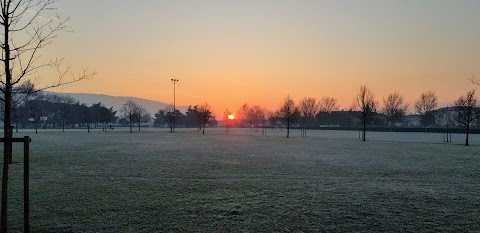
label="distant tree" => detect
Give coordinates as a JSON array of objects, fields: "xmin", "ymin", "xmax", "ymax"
[
  {"xmin": 133, "ymin": 105, "xmax": 149, "ymax": 131},
  {"xmin": 224, "ymin": 109, "xmax": 232, "ymax": 133},
  {"xmin": 267, "ymin": 111, "xmax": 278, "ymax": 129},
  {"xmin": 454, "ymin": 90, "xmax": 478, "ymax": 146},
  {"xmin": 246, "ymin": 105, "xmax": 267, "ymax": 133},
  {"xmin": 414, "ymin": 91, "xmax": 438, "ymax": 129},
  {"xmin": 153, "ymin": 109, "xmax": 167, "ymax": 127},
  {"xmin": 58, "ymin": 96, "xmax": 76, "ymax": 131},
  {"xmin": 25, "ymin": 93, "xmax": 43, "ymax": 134},
  {"xmin": 165, "ymin": 105, "xmax": 175, "ymax": 132},
  {"xmin": 382, "ymin": 92, "xmax": 409, "ymax": 130},
  {"xmin": 318, "ymin": 97, "xmax": 339, "ymax": 113},
  {"xmin": 141, "ymin": 111, "xmax": 152, "ymax": 126},
  {"xmin": 185, "ymin": 105, "xmax": 200, "ymax": 128},
  {"xmin": 236, "ymin": 103, "xmax": 249, "ymax": 127},
  {"xmin": 277, "ymin": 95, "xmax": 297, "ymax": 138},
  {"xmin": 198, "ymin": 102, "xmax": 212, "ymax": 134},
  {"xmin": 317, "ymin": 97, "xmax": 339, "ymax": 126},
  {"xmin": 439, "ymin": 105, "xmax": 455, "ymax": 143},
  {"xmin": 11, "ymin": 80, "xmax": 37, "ymax": 132},
  {"xmin": 121, "ymin": 100, "xmax": 139, "ymax": 133},
  {"xmin": 82, "ymin": 104, "xmax": 91, "ymax": 133},
  {"xmin": 299, "ymin": 97, "xmax": 319, "ymax": 137},
  {"xmin": 209, "ymin": 117, "xmax": 218, "ymax": 127},
  {"xmin": 350, "ymin": 86, "xmax": 377, "ymax": 141}
]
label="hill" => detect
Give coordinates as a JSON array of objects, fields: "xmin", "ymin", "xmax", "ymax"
[{"xmin": 48, "ymin": 92, "xmax": 189, "ymax": 116}]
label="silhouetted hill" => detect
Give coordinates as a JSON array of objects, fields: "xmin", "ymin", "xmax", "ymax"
[{"xmin": 47, "ymin": 92, "xmax": 188, "ymax": 116}]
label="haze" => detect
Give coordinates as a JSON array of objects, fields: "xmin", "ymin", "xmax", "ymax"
[{"xmin": 47, "ymin": 0, "xmax": 480, "ymax": 115}]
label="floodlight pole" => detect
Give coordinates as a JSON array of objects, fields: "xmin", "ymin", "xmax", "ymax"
[{"xmin": 171, "ymin": 79, "xmax": 179, "ymax": 133}]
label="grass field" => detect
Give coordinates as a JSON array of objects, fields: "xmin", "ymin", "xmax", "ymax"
[{"xmin": 3, "ymin": 128, "xmax": 480, "ymax": 232}]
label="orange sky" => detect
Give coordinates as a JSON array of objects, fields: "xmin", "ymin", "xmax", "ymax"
[{"xmin": 43, "ymin": 1, "xmax": 480, "ymax": 116}]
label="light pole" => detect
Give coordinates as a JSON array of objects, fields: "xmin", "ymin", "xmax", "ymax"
[{"xmin": 171, "ymin": 79, "xmax": 179, "ymax": 133}]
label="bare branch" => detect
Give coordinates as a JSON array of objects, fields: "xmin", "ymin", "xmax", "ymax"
[
  {"xmin": 467, "ymin": 74, "xmax": 480, "ymax": 86},
  {"xmin": 34, "ymin": 66, "xmax": 96, "ymax": 92}
]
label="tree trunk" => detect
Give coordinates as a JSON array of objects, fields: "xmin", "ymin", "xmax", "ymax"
[
  {"xmin": 466, "ymin": 123, "xmax": 469, "ymax": 146},
  {"xmin": 287, "ymin": 116, "xmax": 290, "ymax": 138},
  {"xmin": 1, "ymin": 13, "xmax": 12, "ymax": 231},
  {"xmin": 363, "ymin": 120, "xmax": 366, "ymax": 141}
]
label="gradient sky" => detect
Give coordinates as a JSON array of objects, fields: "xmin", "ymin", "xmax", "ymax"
[{"xmin": 46, "ymin": 0, "xmax": 480, "ymax": 116}]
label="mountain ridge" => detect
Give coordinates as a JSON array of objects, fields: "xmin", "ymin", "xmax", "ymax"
[{"xmin": 47, "ymin": 91, "xmax": 189, "ymax": 116}]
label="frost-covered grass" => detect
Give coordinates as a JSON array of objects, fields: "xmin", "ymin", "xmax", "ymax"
[{"xmin": 4, "ymin": 128, "xmax": 480, "ymax": 232}]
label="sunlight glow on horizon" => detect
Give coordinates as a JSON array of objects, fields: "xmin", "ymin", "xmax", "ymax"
[{"xmin": 47, "ymin": 1, "xmax": 480, "ymax": 115}]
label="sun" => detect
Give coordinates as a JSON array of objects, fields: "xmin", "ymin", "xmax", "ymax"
[{"xmin": 228, "ymin": 114, "xmax": 235, "ymax": 120}]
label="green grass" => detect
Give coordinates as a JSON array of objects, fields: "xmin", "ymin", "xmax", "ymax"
[{"xmin": 3, "ymin": 128, "xmax": 480, "ymax": 232}]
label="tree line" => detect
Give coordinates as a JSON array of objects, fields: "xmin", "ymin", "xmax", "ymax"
[
  {"xmin": 2, "ymin": 89, "xmax": 117, "ymax": 134},
  {"xmin": 230, "ymin": 85, "xmax": 479, "ymax": 146},
  {"xmin": 151, "ymin": 102, "xmax": 217, "ymax": 134}
]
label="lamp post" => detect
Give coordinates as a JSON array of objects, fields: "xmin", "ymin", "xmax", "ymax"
[{"xmin": 171, "ymin": 79, "xmax": 179, "ymax": 133}]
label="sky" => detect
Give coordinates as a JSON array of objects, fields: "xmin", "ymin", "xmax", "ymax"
[{"xmin": 45, "ymin": 0, "xmax": 480, "ymax": 116}]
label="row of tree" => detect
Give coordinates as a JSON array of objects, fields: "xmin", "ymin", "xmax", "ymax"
[
  {"xmin": 4, "ymin": 90, "xmax": 117, "ymax": 133},
  {"xmin": 151, "ymin": 103, "xmax": 216, "ymax": 134},
  {"xmin": 230, "ymin": 86, "xmax": 478, "ymax": 146}
]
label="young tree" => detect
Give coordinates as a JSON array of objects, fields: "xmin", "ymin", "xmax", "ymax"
[
  {"xmin": 0, "ymin": 1, "xmax": 95, "ymax": 228},
  {"xmin": 121, "ymin": 100, "xmax": 139, "ymax": 133},
  {"xmin": 198, "ymin": 102, "xmax": 212, "ymax": 134},
  {"xmin": 134, "ymin": 105, "xmax": 149, "ymax": 131},
  {"xmin": 440, "ymin": 105, "xmax": 455, "ymax": 143},
  {"xmin": 382, "ymin": 92, "xmax": 409, "ymax": 130},
  {"xmin": 454, "ymin": 90, "xmax": 477, "ymax": 146},
  {"xmin": 277, "ymin": 95, "xmax": 297, "ymax": 138},
  {"xmin": 414, "ymin": 91, "xmax": 438, "ymax": 129},
  {"xmin": 223, "ymin": 109, "xmax": 232, "ymax": 133},
  {"xmin": 350, "ymin": 85, "xmax": 377, "ymax": 141},
  {"xmin": 299, "ymin": 97, "xmax": 319, "ymax": 137}
]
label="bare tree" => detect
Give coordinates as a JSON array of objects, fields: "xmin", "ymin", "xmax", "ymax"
[
  {"xmin": 277, "ymin": 95, "xmax": 297, "ymax": 138},
  {"xmin": 454, "ymin": 90, "xmax": 477, "ymax": 146},
  {"xmin": 414, "ymin": 91, "xmax": 438, "ymax": 129},
  {"xmin": 440, "ymin": 104, "xmax": 455, "ymax": 143},
  {"xmin": 350, "ymin": 86, "xmax": 377, "ymax": 141},
  {"xmin": 223, "ymin": 109, "xmax": 232, "ymax": 133},
  {"xmin": 468, "ymin": 74, "xmax": 480, "ymax": 86},
  {"xmin": 318, "ymin": 97, "xmax": 339, "ymax": 113},
  {"xmin": 0, "ymin": 1, "xmax": 95, "ymax": 229},
  {"xmin": 134, "ymin": 105, "xmax": 148, "ymax": 131},
  {"xmin": 382, "ymin": 92, "xmax": 409, "ymax": 130},
  {"xmin": 198, "ymin": 102, "xmax": 212, "ymax": 134},
  {"xmin": 267, "ymin": 111, "xmax": 277, "ymax": 130},
  {"xmin": 121, "ymin": 100, "xmax": 138, "ymax": 133},
  {"xmin": 235, "ymin": 103, "xmax": 249, "ymax": 127},
  {"xmin": 246, "ymin": 105, "xmax": 266, "ymax": 133},
  {"xmin": 318, "ymin": 97, "xmax": 339, "ymax": 127},
  {"xmin": 299, "ymin": 97, "xmax": 318, "ymax": 137}
]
